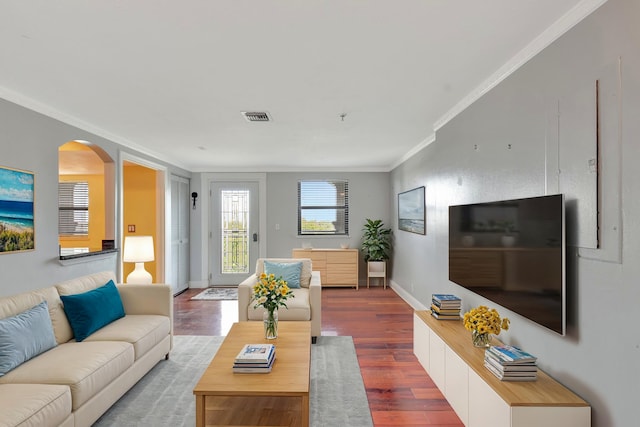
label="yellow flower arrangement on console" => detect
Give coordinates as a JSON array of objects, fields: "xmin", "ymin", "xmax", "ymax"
[
  {"xmin": 463, "ymin": 305, "xmax": 510, "ymax": 347},
  {"xmin": 252, "ymin": 273, "xmax": 294, "ymax": 339}
]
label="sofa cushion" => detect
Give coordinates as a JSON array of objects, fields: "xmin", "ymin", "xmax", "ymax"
[
  {"xmin": 247, "ymin": 288, "xmax": 311, "ymax": 321},
  {"xmin": 55, "ymin": 271, "xmax": 117, "ymax": 296},
  {"xmin": 0, "ymin": 301, "xmax": 57, "ymax": 377},
  {"xmin": 264, "ymin": 260, "xmax": 303, "ymax": 289},
  {"xmin": 0, "ymin": 341, "xmax": 134, "ymax": 411},
  {"xmin": 0, "ymin": 383, "xmax": 72, "ymax": 427},
  {"xmin": 54, "ymin": 272, "xmax": 118, "ymax": 343},
  {"xmin": 255, "ymin": 258, "xmax": 312, "ymax": 288},
  {"xmin": 0, "ymin": 286, "xmax": 71, "ymax": 346},
  {"xmin": 60, "ymin": 280, "xmax": 125, "ymax": 342},
  {"xmin": 84, "ymin": 314, "xmax": 171, "ymax": 360}
]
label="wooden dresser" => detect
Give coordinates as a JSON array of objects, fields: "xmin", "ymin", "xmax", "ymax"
[{"xmin": 292, "ymin": 248, "xmax": 359, "ymax": 289}]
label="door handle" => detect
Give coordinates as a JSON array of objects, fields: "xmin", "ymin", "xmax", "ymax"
[{"xmin": 253, "ymin": 233, "xmax": 258, "ymax": 242}]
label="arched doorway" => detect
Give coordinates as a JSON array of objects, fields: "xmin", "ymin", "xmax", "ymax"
[{"xmin": 58, "ymin": 140, "xmax": 115, "ymax": 255}]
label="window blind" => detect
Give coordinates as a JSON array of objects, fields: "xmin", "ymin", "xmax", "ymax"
[
  {"xmin": 58, "ymin": 182, "xmax": 89, "ymax": 235},
  {"xmin": 298, "ymin": 180, "xmax": 349, "ymax": 235}
]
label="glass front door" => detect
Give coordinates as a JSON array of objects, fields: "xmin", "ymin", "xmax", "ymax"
[{"xmin": 209, "ymin": 181, "xmax": 259, "ymax": 285}]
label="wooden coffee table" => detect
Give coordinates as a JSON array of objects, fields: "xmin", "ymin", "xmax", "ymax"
[{"xmin": 193, "ymin": 321, "xmax": 311, "ymax": 427}]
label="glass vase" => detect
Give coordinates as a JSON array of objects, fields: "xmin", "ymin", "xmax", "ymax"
[
  {"xmin": 263, "ymin": 308, "xmax": 278, "ymax": 339},
  {"xmin": 472, "ymin": 330, "xmax": 491, "ymax": 348}
]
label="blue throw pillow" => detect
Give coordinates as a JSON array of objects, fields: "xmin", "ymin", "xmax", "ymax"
[
  {"xmin": 0, "ymin": 301, "xmax": 57, "ymax": 377},
  {"xmin": 60, "ymin": 280, "xmax": 125, "ymax": 342},
  {"xmin": 264, "ymin": 261, "xmax": 303, "ymax": 289}
]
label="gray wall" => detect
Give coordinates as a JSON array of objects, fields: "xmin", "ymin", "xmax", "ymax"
[
  {"xmin": 0, "ymin": 98, "xmax": 190, "ymax": 297},
  {"xmin": 188, "ymin": 171, "xmax": 391, "ymax": 285},
  {"xmin": 267, "ymin": 172, "xmax": 390, "ymax": 282},
  {"xmin": 389, "ymin": 1, "xmax": 638, "ymax": 425}
]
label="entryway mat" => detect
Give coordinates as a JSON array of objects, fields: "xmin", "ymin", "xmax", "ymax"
[{"xmin": 190, "ymin": 287, "xmax": 238, "ymax": 300}]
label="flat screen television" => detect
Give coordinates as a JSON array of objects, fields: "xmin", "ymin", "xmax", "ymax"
[{"xmin": 449, "ymin": 194, "xmax": 565, "ymax": 335}]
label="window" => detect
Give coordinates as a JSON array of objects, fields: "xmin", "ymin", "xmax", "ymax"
[
  {"xmin": 298, "ymin": 180, "xmax": 349, "ymax": 235},
  {"xmin": 58, "ymin": 182, "xmax": 89, "ymax": 235},
  {"xmin": 220, "ymin": 189, "xmax": 250, "ymax": 274}
]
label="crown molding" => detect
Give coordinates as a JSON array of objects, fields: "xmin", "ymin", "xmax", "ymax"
[
  {"xmin": 391, "ymin": 132, "xmax": 436, "ymax": 171},
  {"xmin": 433, "ymin": 0, "xmax": 608, "ymax": 133},
  {"xmin": 0, "ymin": 85, "xmax": 190, "ymax": 171},
  {"xmin": 189, "ymin": 165, "xmax": 392, "ymax": 174}
]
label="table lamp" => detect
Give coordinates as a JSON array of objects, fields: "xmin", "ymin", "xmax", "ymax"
[{"xmin": 123, "ymin": 236, "xmax": 154, "ymax": 284}]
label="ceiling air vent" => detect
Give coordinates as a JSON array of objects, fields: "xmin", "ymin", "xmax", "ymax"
[{"xmin": 241, "ymin": 111, "xmax": 271, "ymax": 122}]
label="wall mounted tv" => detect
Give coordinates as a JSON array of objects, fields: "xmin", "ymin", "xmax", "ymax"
[{"xmin": 449, "ymin": 194, "xmax": 565, "ymax": 335}]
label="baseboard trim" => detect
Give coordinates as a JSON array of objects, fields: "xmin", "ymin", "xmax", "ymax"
[
  {"xmin": 388, "ymin": 280, "xmax": 428, "ymax": 311},
  {"xmin": 188, "ymin": 281, "xmax": 209, "ymax": 289}
]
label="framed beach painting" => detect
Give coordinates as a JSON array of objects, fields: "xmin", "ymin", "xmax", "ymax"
[
  {"xmin": 0, "ymin": 166, "xmax": 35, "ymax": 253},
  {"xmin": 398, "ymin": 186, "xmax": 425, "ymax": 235}
]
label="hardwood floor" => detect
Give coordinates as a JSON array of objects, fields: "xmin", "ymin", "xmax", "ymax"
[{"xmin": 174, "ymin": 286, "xmax": 463, "ymax": 427}]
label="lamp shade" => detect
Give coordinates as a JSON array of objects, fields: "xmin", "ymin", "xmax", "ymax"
[{"xmin": 123, "ymin": 236, "xmax": 155, "ymax": 263}]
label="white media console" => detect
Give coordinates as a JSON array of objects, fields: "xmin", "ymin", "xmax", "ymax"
[{"xmin": 413, "ymin": 311, "xmax": 590, "ymax": 427}]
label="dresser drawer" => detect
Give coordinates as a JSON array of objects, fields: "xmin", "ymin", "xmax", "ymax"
[
  {"xmin": 327, "ymin": 271, "xmax": 358, "ymax": 285},
  {"xmin": 292, "ymin": 248, "xmax": 359, "ymax": 289},
  {"xmin": 326, "ymin": 250, "xmax": 358, "ymax": 263}
]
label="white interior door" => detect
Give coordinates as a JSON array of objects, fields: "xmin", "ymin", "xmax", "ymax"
[
  {"xmin": 209, "ymin": 181, "xmax": 259, "ymax": 285},
  {"xmin": 170, "ymin": 175, "xmax": 190, "ymax": 295}
]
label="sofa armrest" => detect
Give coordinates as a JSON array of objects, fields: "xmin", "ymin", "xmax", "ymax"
[
  {"xmin": 309, "ymin": 271, "xmax": 322, "ymax": 338},
  {"xmin": 237, "ymin": 275, "xmax": 258, "ymax": 321},
  {"xmin": 310, "ymin": 270, "xmax": 321, "ymax": 288},
  {"xmin": 117, "ymin": 284, "xmax": 173, "ymax": 319}
]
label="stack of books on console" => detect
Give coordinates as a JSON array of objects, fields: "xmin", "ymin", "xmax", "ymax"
[
  {"xmin": 430, "ymin": 294, "xmax": 462, "ymax": 320},
  {"xmin": 484, "ymin": 344, "xmax": 538, "ymax": 381},
  {"xmin": 233, "ymin": 343, "xmax": 276, "ymax": 373}
]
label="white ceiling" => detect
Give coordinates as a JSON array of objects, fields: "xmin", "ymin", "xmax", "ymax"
[{"xmin": 0, "ymin": 0, "xmax": 603, "ymax": 172}]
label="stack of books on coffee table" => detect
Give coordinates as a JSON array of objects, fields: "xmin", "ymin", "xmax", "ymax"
[
  {"xmin": 233, "ymin": 343, "xmax": 276, "ymax": 373},
  {"xmin": 484, "ymin": 344, "xmax": 538, "ymax": 381},
  {"xmin": 430, "ymin": 294, "xmax": 461, "ymax": 320}
]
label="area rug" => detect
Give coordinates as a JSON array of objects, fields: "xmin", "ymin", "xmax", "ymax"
[
  {"xmin": 190, "ymin": 287, "xmax": 238, "ymax": 300},
  {"xmin": 93, "ymin": 335, "xmax": 373, "ymax": 427}
]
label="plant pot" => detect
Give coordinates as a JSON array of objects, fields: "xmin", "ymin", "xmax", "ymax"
[
  {"xmin": 368, "ymin": 260, "xmax": 386, "ymax": 272},
  {"xmin": 367, "ymin": 260, "xmax": 387, "ymax": 289}
]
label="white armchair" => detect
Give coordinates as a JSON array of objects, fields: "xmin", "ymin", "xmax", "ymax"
[{"xmin": 238, "ymin": 258, "xmax": 321, "ymax": 343}]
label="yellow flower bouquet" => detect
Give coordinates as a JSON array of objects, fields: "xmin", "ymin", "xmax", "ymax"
[
  {"xmin": 463, "ymin": 305, "xmax": 510, "ymax": 347},
  {"xmin": 252, "ymin": 273, "xmax": 293, "ymax": 312},
  {"xmin": 252, "ymin": 273, "xmax": 294, "ymax": 339}
]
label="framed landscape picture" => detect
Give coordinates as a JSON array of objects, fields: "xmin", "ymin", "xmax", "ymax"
[
  {"xmin": 0, "ymin": 166, "xmax": 35, "ymax": 253},
  {"xmin": 398, "ymin": 186, "xmax": 425, "ymax": 235}
]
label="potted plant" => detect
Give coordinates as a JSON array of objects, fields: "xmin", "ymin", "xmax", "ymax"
[
  {"xmin": 361, "ymin": 219, "xmax": 392, "ymax": 261},
  {"xmin": 361, "ymin": 219, "xmax": 392, "ymax": 287}
]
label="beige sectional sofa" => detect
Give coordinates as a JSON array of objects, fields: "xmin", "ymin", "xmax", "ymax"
[{"xmin": 0, "ymin": 271, "xmax": 173, "ymax": 427}]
